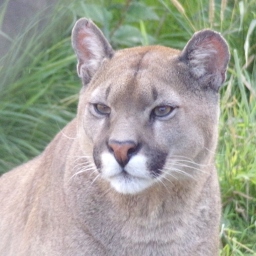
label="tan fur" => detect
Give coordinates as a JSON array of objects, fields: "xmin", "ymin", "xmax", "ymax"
[{"xmin": 0, "ymin": 19, "xmax": 229, "ymax": 255}]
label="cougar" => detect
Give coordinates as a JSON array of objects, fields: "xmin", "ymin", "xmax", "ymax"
[{"xmin": 0, "ymin": 18, "xmax": 229, "ymax": 255}]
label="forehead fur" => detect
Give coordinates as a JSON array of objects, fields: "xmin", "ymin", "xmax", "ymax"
[
  {"xmin": 105, "ymin": 45, "xmax": 180, "ymax": 78},
  {"xmin": 86, "ymin": 45, "xmax": 183, "ymax": 105}
]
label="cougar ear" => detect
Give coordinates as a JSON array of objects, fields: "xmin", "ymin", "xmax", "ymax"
[
  {"xmin": 179, "ymin": 30, "xmax": 230, "ymax": 91},
  {"xmin": 72, "ymin": 18, "xmax": 114, "ymax": 84}
]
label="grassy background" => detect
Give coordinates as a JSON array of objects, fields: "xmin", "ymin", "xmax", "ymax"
[{"xmin": 0, "ymin": 0, "xmax": 255, "ymax": 254}]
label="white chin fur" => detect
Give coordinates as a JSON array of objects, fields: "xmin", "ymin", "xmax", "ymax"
[
  {"xmin": 101, "ymin": 153, "xmax": 154, "ymax": 194},
  {"xmin": 110, "ymin": 176, "xmax": 154, "ymax": 194}
]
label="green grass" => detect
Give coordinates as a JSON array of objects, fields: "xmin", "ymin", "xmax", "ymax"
[{"xmin": 0, "ymin": 0, "xmax": 256, "ymax": 254}]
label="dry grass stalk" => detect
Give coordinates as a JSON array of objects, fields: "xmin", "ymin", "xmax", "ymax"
[
  {"xmin": 170, "ymin": 0, "xmax": 185, "ymax": 15},
  {"xmin": 209, "ymin": 0, "xmax": 215, "ymax": 26},
  {"xmin": 221, "ymin": 0, "xmax": 228, "ymax": 23}
]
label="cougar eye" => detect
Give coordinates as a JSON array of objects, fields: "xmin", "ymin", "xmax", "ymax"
[
  {"xmin": 93, "ymin": 104, "xmax": 111, "ymax": 115},
  {"xmin": 152, "ymin": 105, "xmax": 175, "ymax": 118}
]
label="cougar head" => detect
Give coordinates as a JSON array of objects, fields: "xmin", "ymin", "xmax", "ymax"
[{"xmin": 72, "ymin": 19, "xmax": 229, "ymax": 194}]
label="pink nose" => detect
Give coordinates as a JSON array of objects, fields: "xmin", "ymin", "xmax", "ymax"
[{"xmin": 108, "ymin": 141, "xmax": 138, "ymax": 167}]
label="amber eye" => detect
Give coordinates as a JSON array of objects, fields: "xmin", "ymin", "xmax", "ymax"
[
  {"xmin": 93, "ymin": 104, "xmax": 111, "ymax": 115},
  {"xmin": 153, "ymin": 105, "xmax": 174, "ymax": 117}
]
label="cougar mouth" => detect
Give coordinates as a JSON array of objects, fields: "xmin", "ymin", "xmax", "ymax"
[
  {"xmin": 100, "ymin": 152, "xmax": 155, "ymax": 194},
  {"xmin": 109, "ymin": 170, "xmax": 153, "ymax": 185},
  {"xmin": 108, "ymin": 169, "xmax": 130, "ymax": 179}
]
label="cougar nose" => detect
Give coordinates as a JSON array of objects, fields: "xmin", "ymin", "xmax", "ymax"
[{"xmin": 108, "ymin": 140, "xmax": 139, "ymax": 167}]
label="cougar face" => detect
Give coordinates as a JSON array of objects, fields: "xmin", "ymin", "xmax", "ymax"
[
  {"xmin": 71, "ymin": 18, "xmax": 229, "ymax": 195},
  {"xmin": 75, "ymin": 43, "xmax": 223, "ymax": 194}
]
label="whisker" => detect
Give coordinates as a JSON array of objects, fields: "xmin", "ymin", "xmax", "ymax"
[
  {"xmin": 74, "ymin": 165, "xmax": 96, "ymax": 174},
  {"xmin": 169, "ymin": 155, "xmax": 198, "ymax": 162},
  {"xmin": 171, "ymin": 163, "xmax": 207, "ymax": 174},
  {"xmin": 60, "ymin": 130, "xmax": 77, "ymax": 140},
  {"xmin": 74, "ymin": 162, "xmax": 95, "ymax": 170},
  {"xmin": 100, "ymin": 186, "xmax": 113, "ymax": 197},
  {"xmin": 164, "ymin": 167, "xmax": 196, "ymax": 180},
  {"xmin": 73, "ymin": 157, "xmax": 94, "ymax": 166},
  {"xmin": 73, "ymin": 155, "xmax": 93, "ymax": 160},
  {"xmin": 161, "ymin": 169, "xmax": 178, "ymax": 181},
  {"xmin": 168, "ymin": 154, "xmax": 213, "ymax": 166},
  {"xmin": 90, "ymin": 173, "xmax": 101, "ymax": 186},
  {"xmin": 69, "ymin": 169, "xmax": 87, "ymax": 182},
  {"xmin": 203, "ymin": 146, "xmax": 218, "ymax": 155},
  {"xmin": 69, "ymin": 157, "xmax": 99, "ymax": 182},
  {"xmin": 168, "ymin": 158, "xmax": 211, "ymax": 168},
  {"xmin": 155, "ymin": 176, "xmax": 172, "ymax": 194}
]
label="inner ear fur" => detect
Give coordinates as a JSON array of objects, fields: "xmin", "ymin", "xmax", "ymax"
[
  {"xmin": 72, "ymin": 18, "xmax": 114, "ymax": 85},
  {"xmin": 179, "ymin": 30, "xmax": 230, "ymax": 91}
]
